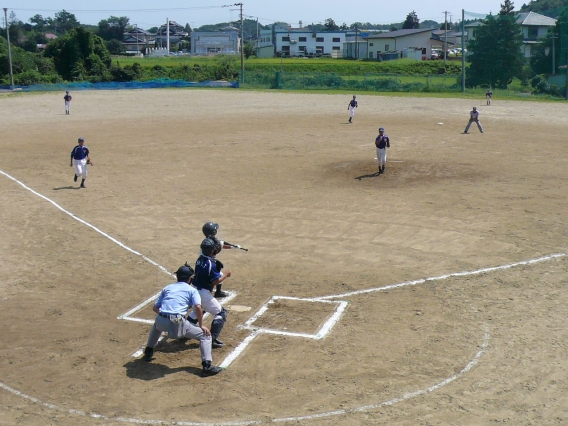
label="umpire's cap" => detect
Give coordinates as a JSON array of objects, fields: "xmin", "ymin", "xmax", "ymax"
[
  {"xmin": 176, "ymin": 263, "xmax": 194, "ymax": 282},
  {"xmin": 379, "ymin": 127, "xmax": 385, "ymax": 132},
  {"xmin": 78, "ymin": 137, "xmax": 85, "ymax": 142}
]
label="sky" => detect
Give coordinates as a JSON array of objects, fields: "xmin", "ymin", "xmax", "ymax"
[{"xmin": 7, "ymin": 0, "xmax": 504, "ymax": 30}]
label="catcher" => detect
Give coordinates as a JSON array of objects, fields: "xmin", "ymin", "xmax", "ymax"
[
  {"xmin": 464, "ymin": 106, "xmax": 484, "ymax": 134},
  {"xmin": 70, "ymin": 137, "xmax": 93, "ymax": 188}
]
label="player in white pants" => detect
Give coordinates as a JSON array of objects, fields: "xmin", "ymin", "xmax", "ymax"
[
  {"xmin": 375, "ymin": 127, "xmax": 390, "ymax": 173},
  {"xmin": 464, "ymin": 107, "xmax": 484, "ymax": 133},
  {"xmin": 70, "ymin": 137, "xmax": 92, "ymax": 188},
  {"xmin": 347, "ymin": 95, "xmax": 357, "ymax": 123}
]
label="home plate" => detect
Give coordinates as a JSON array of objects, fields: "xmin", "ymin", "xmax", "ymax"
[{"xmin": 226, "ymin": 305, "xmax": 252, "ymax": 312}]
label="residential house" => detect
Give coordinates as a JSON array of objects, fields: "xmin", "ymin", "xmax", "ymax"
[
  {"xmin": 256, "ymin": 26, "xmax": 347, "ymax": 58},
  {"xmin": 465, "ymin": 11, "xmax": 556, "ymax": 57},
  {"xmin": 365, "ymin": 28, "xmax": 447, "ymax": 60},
  {"xmin": 155, "ymin": 21, "xmax": 188, "ymax": 49},
  {"xmin": 191, "ymin": 26, "xmax": 240, "ymax": 55},
  {"xmin": 122, "ymin": 28, "xmax": 156, "ymax": 54},
  {"xmin": 343, "ymin": 29, "xmax": 388, "ymax": 59}
]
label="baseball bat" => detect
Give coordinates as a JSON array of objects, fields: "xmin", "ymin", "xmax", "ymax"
[{"xmin": 225, "ymin": 241, "xmax": 248, "ymax": 251}]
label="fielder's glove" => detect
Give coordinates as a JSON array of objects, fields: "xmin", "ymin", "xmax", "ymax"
[
  {"xmin": 87, "ymin": 159, "xmax": 93, "ymax": 166},
  {"xmin": 215, "ymin": 259, "xmax": 224, "ymax": 271}
]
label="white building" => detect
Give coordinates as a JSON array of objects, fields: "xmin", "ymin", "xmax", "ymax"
[
  {"xmin": 191, "ymin": 26, "xmax": 240, "ymax": 55},
  {"xmin": 366, "ymin": 28, "xmax": 439, "ymax": 60},
  {"xmin": 256, "ymin": 26, "xmax": 347, "ymax": 58}
]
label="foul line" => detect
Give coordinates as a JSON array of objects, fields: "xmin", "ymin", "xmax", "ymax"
[
  {"xmin": 315, "ymin": 253, "xmax": 566, "ymax": 301},
  {"xmin": 0, "ymin": 169, "xmax": 174, "ymax": 278}
]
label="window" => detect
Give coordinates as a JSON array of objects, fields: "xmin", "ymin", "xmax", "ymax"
[
  {"xmin": 333, "ymin": 37, "xmax": 340, "ymax": 42},
  {"xmin": 369, "ymin": 43, "xmax": 373, "ymax": 46},
  {"xmin": 369, "ymin": 52, "xmax": 374, "ymax": 58},
  {"xmin": 299, "ymin": 46, "xmax": 307, "ymax": 52},
  {"xmin": 528, "ymin": 27, "xmax": 538, "ymax": 39},
  {"xmin": 385, "ymin": 44, "xmax": 390, "ymax": 51},
  {"xmin": 332, "ymin": 46, "xmax": 340, "ymax": 50},
  {"xmin": 299, "ymin": 37, "xmax": 307, "ymax": 42},
  {"xmin": 282, "ymin": 45, "xmax": 290, "ymax": 52},
  {"xmin": 316, "ymin": 37, "xmax": 324, "ymax": 42},
  {"xmin": 282, "ymin": 36, "xmax": 290, "ymax": 42}
]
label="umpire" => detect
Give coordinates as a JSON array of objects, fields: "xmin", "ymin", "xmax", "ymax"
[{"xmin": 143, "ymin": 263, "xmax": 222, "ymax": 377}]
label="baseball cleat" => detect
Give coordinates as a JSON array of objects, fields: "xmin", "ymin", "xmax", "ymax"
[
  {"xmin": 202, "ymin": 365, "xmax": 223, "ymax": 376},
  {"xmin": 212, "ymin": 338, "xmax": 224, "ymax": 348},
  {"xmin": 214, "ymin": 290, "xmax": 228, "ymax": 298},
  {"xmin": 74, "ymin": 174, "xmax": 78, "ymax": 182},
  {"xmin": 143, "ymin": 347, "xmax": 154, "ymax": 362}
]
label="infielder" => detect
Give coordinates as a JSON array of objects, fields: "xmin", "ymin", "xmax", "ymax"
[
  {"xmin": 347, "ymin": 95, "xmax": 358, "ymax": 123},
  {"xmin": 188, "ymin": 238, "xmax": 231, "ymax": 349},
  {"xmin": 64, "ymin": 91, "xmax": 72, "ymax": 115},
  {"xmin": 143, "ymin": 264, "xmax": 222, "ymax": 377},
  {"xmin": 375, "ymin": 127, "xmax": 390, "ymax": 174},
  {"xmin": 70, "ymin": 137, "xmax": 92, "ymax": 188},
  {"xmin": 464, "ymin": 107, "xmax": 484, "ymax": 134},
  {"xmin": 201, "ymin": 221, "xmax": 243, "ymax": 298}
]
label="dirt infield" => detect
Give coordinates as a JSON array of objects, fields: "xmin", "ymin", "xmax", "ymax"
[{"xmin": 0, "ymin": 89, "xmax": 567, "ymax": 426}]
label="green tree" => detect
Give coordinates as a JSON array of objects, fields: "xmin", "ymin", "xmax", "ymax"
[
  {"xmin": 29, "ymin": 14, "xmax": 48, "ymax": 32},
  {"xmin": 402, "ymin": 11, "xmax": 420, "ymax": 29},
  {"xmin": 54, "ymin": 10, "xmax": 80, "ymax": 34},
  {"xmin": 324, "ymin": 18, "xmax": 339, "ymax": 31},
  {"xmin": 97, "ymin": 16, "xmax": 130, "ymax": 41},
  {"xmin": 105, "ymin": 38, "xmax": 126, "ymax": 55},
  {"xmin": 243, "ymin": 41, "xmax": 255, "ymax": 58},
  {"xmin": 466, "ymin": 1, "xmax": 525, "ymax": 88},
  {"xmin": 43, "ymin": 26, "xmax": 111, "ymax": 81}
]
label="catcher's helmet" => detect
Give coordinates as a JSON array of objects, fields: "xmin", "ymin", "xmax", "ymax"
[
  {"xmin": 200, "ymin": 237, "xmax": 217, "ymax": 255},
  {"xmin": 176, "ymin": 262, "xmax": 194, "ymax": 282},
  {"xmin": 202, "ymin": 222, "xmax": 219, "ymax": 237}
]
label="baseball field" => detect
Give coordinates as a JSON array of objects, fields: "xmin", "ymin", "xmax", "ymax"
[{"xmin": 0, "ymin": 89, "xmax": 567, "ymax": 425}]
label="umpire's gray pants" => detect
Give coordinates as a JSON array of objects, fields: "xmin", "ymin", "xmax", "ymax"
[
  {"xmin": 465, "ymin": 119, "xmax": 483, "ymax": 133},
  {"xmin": 147, "ymin": 314, "xmax": 212, "ymax": 362}
]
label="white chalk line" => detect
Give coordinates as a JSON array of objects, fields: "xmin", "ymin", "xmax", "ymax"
[
  {"xmin": 0, "ymin": 169, "xmax": 174, "ymax": 278},
  {"xmin": 222, "ymin": 297, "xmax": 348, "ymax": 368},
  {"xmin": 315, "ymin": 253, "xmax": 566, "ymax": 301},
  {"xmin": 1, "ymin": 169, "xmax": 564, "ymax": 424},
  {"xmin": 0, "ymin": 329, "xmax": 489, "ymax": 425}
]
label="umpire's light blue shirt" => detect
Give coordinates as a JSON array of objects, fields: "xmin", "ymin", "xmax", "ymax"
[{"xmin": 154, "ymin": 282, "xmax": 201, "ymax": 315}]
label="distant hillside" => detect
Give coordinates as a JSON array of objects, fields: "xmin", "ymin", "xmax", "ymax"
[{"xmin": 519, "ymin": 0, "xmax": 568, "ymax": 17}]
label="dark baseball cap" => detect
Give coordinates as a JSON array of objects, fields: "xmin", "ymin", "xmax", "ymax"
[
  {"xmin": 78, "ymin": 137, "xmax": 84, "ymax": 142},
  {"xmin": 379, "ymin": 127, "xmax": 384, "ymax": 131}
]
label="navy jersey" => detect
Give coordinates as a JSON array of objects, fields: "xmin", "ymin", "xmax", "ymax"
[
  {"xmin": 64, "ymin": 94, "xmax": 72, "ymax": 101},
  {"xmin": 71, "ymin": 145, "xmax": 89, "ymax": 160},
  {"xmin": 193, "ymin": 254, "xmax": 222, "ymax": 291},
  {"xmin": 349, "ymin": 99, "xmax": 358, "ymax": 107},
  {"xmin": 375, "ymin": 134, "xmax": 389, "ymax": 149}
]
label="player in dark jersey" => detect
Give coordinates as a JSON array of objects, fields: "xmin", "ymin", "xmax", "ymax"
[
  {"xmin": 64, "ymin": 91, "xmax": 72, "ymax": 115},
  {"xmin": 70, "ymin": 137, "xmax": 92, "ymax": 188},
  {"xmin": 375, "ymin": 127, "xmax": 390, "ymax": 173},
  {"xmin": 347, "ymin": 95, "xmax": 358, "ymax": 123}
]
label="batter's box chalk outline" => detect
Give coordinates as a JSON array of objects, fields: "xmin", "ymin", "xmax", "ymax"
[
  {"xmin": 118, "ymin": 290, "xmax": 239, "ymax": 358},
  {"xmin": 220, "ymin": 296, "xmax": 348, "ymax": 369}
]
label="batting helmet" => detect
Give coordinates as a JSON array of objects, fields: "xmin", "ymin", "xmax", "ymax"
[
  {"xmin": 176, "ymin": 262, "xmax": 194, "ymax": 282},
  {"xmin": 78, "ymin": 137, "xmax": 85, "ymax": 142},
  {"xmin": 200, "ymin": 238, "xmax": 217, "ymax": 255},
  {"xmin": 202, "ymin": 222, "xmax": 219, "ymax": 237}
]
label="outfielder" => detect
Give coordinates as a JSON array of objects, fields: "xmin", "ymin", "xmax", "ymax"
[
  {"xmin": 464, "ymin": 107, "xmax": 484, "ymax": 134},
  {"xmin": 70, "ymin": 137, "xmax": 92, "ymax": 188},
  {"xmin": 486, "ymin": 89, "xmax": 493, "ymax": 105},
  {"xmin": 375, "ymin": 127, "xmax": 390, "ymax": 174},
  {"xmin": 188, "ymin": 238, "xmax": 231, "ymax": 349},
  {"xmin": 347, "ymin": 95, "xmax": 358, "ymax": 123},
  {"xmin": 64, "ymin": 91, "xmax": 72, "ymax": 115},
  {"xmin": 143, "ymin": 264, "xmax": 222, "ymax": 377}
]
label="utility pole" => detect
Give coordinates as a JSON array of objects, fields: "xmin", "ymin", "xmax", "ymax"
[
  {"xmin": 443, "ymin": 11, "xmax": 448, "ymax": 65},
  {"xmin": 235, "ymin": 3, "xmax": 244, "ymax": 85},
  {"xmin": 551, "ymin": 32, "xmax": 556, "ymax": 75},
  {"xmin": 3, "ymin": 8, "xmax": 14, "ymax": 88},
  {"xmin": 355, "ymin": 24, "xmax": 358, "ymax": 59},
  {"xmin": 135, "ymin": 23, "xmax": 139, "ymax": 56},
  {"xmin": 461, "ymin": 9, "xmax": 465, "ymax": 93}
]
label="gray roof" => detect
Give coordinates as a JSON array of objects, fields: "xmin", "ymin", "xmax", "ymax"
[
  {"xmin": 465, "ymin": 11, "xmax": 556, "ymax": 28},
  {"xmin": 517, "ymin": 11, "xmax": 556, "ymax": 26},
  {"xmin": 367, "ymin": 28, "xmax": 432, "ymax": 39}
]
